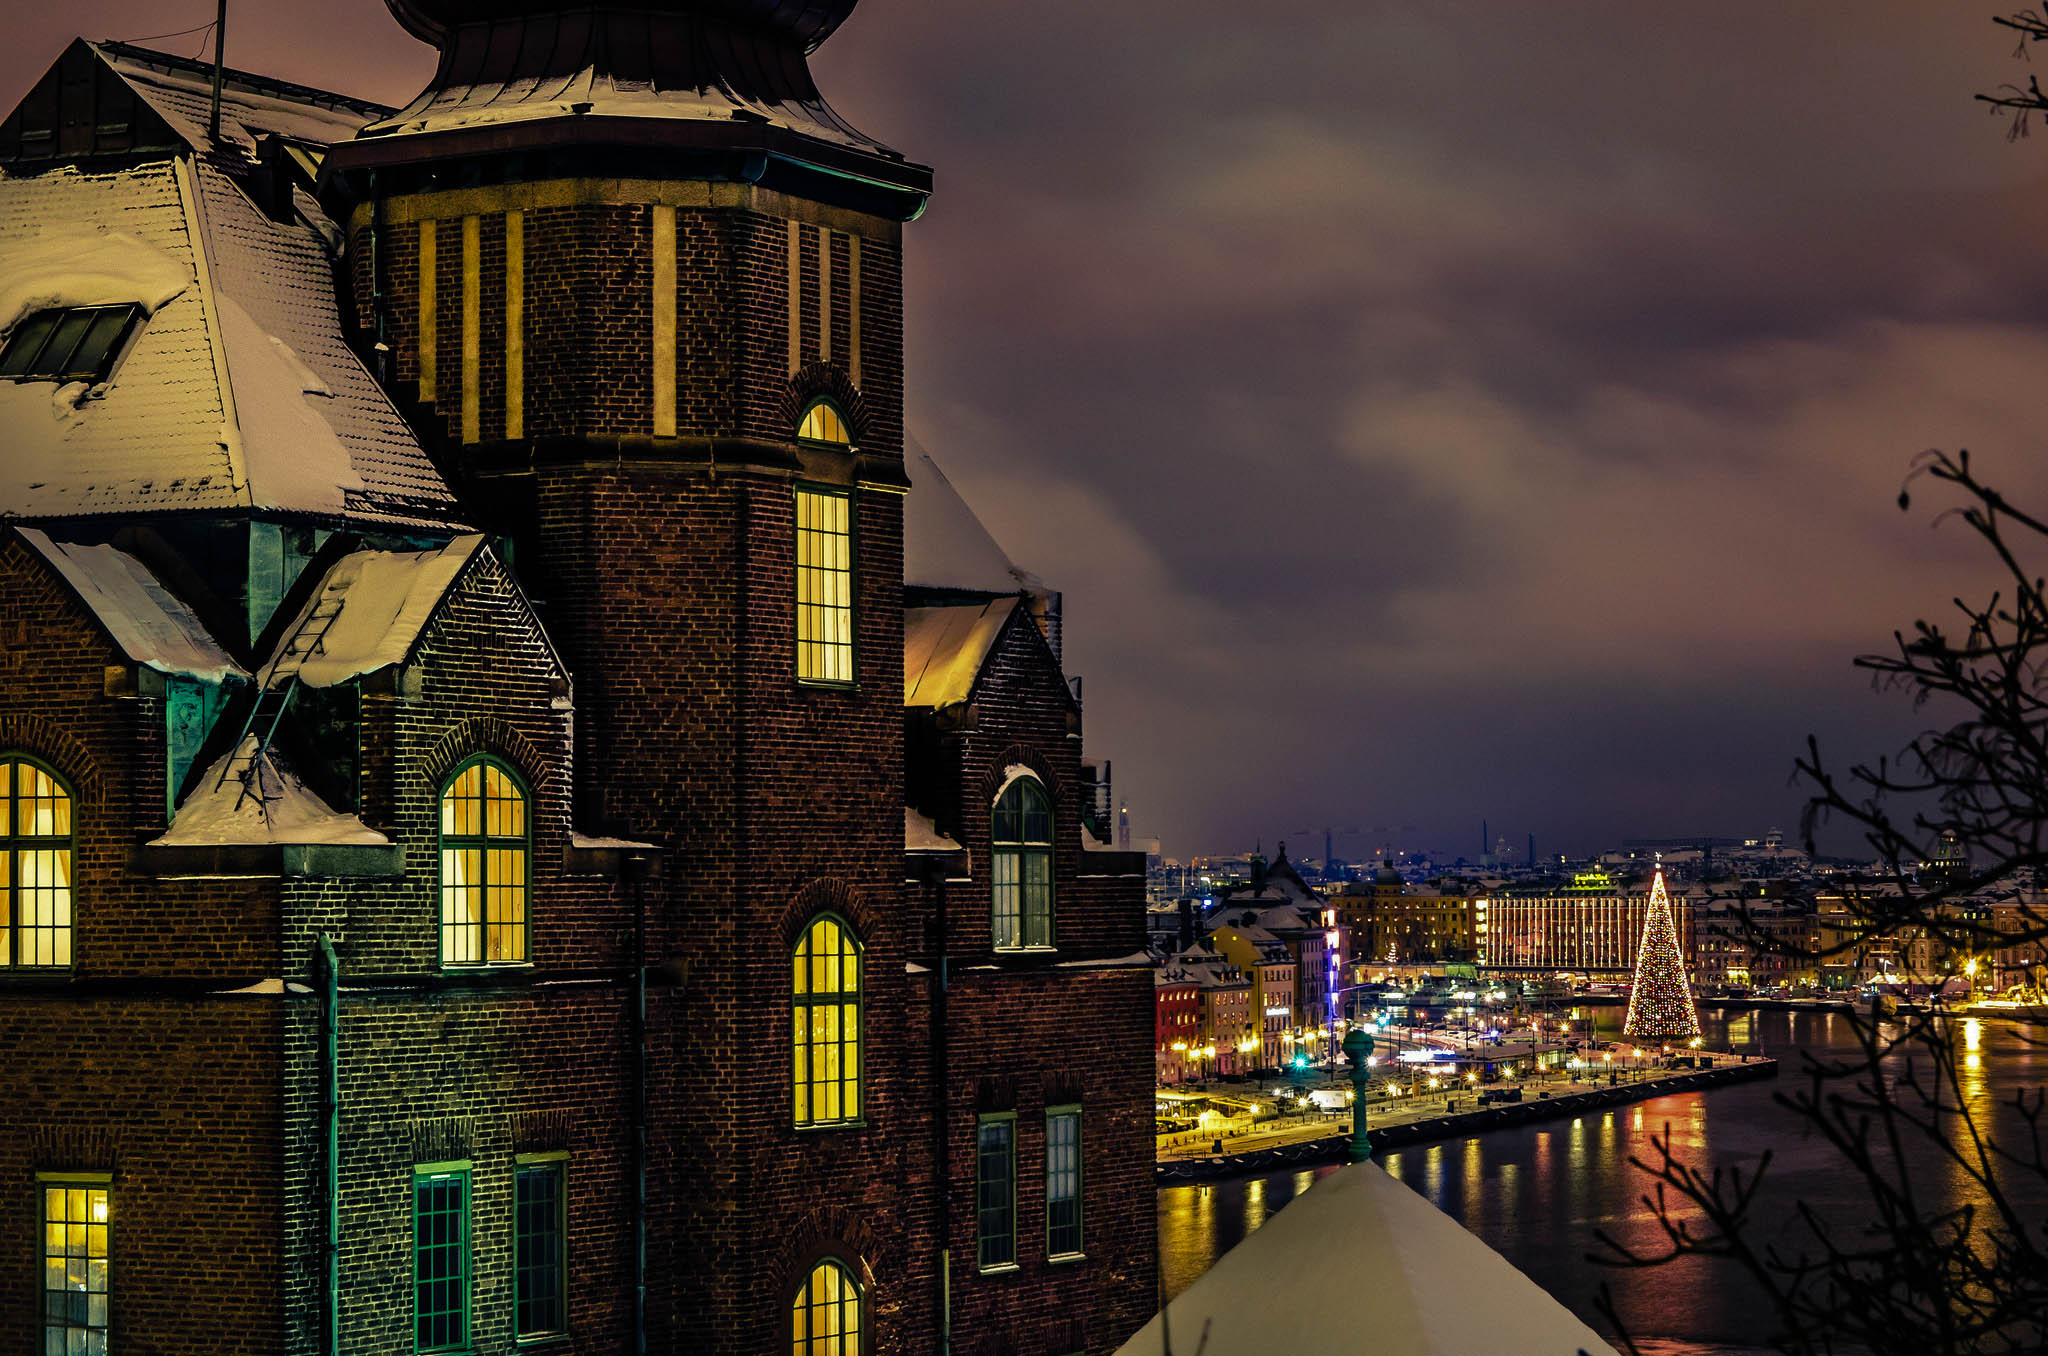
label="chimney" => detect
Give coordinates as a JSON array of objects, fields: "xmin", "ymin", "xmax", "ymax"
[{"xmin": 1178, "ymin": 898, "xmax": 1195, "ymax": 952}]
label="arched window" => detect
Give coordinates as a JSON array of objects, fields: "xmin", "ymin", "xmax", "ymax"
[
  {"xmin": 438, "ymin": 756, "xmax": 529, "ymax": 966},
  {"xmin": 792, "ymin": 915, "xmax": 862, "ymax": 1127},
  {"xmin": 2, "ymin": 757, "xmax": 73, "ymax": 968},
  {"xmin": 991, "ymin": 777, "xmax": 1053, "ymax": 950},
  {"xmin": 796, "ymin": 398, "xmax": 852, "ymax": 447},
  {"xmin": 790, "ymin": 1258, "xmax": 862, "ymax": 1355}
]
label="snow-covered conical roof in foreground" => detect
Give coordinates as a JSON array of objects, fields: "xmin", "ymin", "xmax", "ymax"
[{"xmin": 1117, "ymin": 1162, "xmax": 1619, "ymax": 1356}]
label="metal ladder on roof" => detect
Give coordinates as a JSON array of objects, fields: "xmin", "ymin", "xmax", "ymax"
[{"xmin": 215, "ymin": 592, "xmax": 346, "ymax": 809}]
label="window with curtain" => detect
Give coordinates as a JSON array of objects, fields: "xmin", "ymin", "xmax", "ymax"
[
  {"xmin": 790, "ymin": 1258, "xmax": 862, "ymax": 1355},
  {"xmin": 438, "ymin": 757, "xmax": 529, "ymax": 966},
  {"xmin": 2, "ymin": 756, "xmax": 73, "ymax": 968},
  {"xmin": 41, "ymin": 1177, "xmax": 109, "ymax": 1355},
  {"xmin": 793, "ymin": 915, "xmax": 862, "ymax": 1127},
  {"xmin": 991, "ymin": 776, "xmax": 1052, "ymax": 950},
  {"xmin": 795, "ymin": 485, "xmax": 855, "ymax": 685}
]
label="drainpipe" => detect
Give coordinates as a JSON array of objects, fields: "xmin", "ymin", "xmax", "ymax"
[
  {"xmin": 315, "ymin": 934, "xmax": 340, "ymax": 1356},
  {"xmin": 925, "ymin": 860, "xmax": 951, "ymax": 1354},
  {"xmin": 626, "ymin": 856, "xmax": 652, "ymax": 1356}
]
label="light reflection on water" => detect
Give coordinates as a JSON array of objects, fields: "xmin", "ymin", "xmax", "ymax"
[{"xmin": 1156, "ymin": 1008, "xmax": 2048, "ymax": 1351}]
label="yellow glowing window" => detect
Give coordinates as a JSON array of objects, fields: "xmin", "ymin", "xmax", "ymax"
[
  {"xmin": 792, "ymin": 915, "xmax": 862, "ymax": 1127},
  {"xmin": 790, "ymin": 1258, "xmax": 861, "ymax": 1355},
  {"xmin": 795, "ymin": 486, "xmax": 855, "ymax": 685},
  {"xmin": 796, "ymin": 400, "xmax": 851, "ymax": 446},
  {"xmin": 439, "ymin": 757, "xmax": 529, "ymax": 966},
  {"xmin": 42, "ymin": 1180, "xmax": 109, "ymax": 1352},
  {"xmin": 2, "ymin": 757, "xmax": 73, "ymax": 968}
]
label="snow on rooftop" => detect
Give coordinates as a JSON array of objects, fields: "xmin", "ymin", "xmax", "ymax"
[
  {"xmin": 0, "ymin": 224, "xmax": 189, "ymax": 334},
  {"xmin": 98, "ymin": 46, "xmax": 386, "ymax": 156},
  {"xmin": 902, "ymin": 597, "xmax": 1017, "ymax": 708},
  {"xmin": 155, "ymin": 739, "xmax": 388, "ymax": 847},
  {"xmin": 18, "ymin": 529, "xmax": 245, "ymax": 683},
  {"xmin": 262, "ymin": 536, "xmax": 487, "ymax": 688},
  {"xmin": 1116, "ymin": 1161, "xmax": 1620, "ymax": 1356},
  {"xmin": 905, "ymin": 807, "xmax": 962, "ymax": 853},
  {"xmin": 904, "ymin": 443, "xmax": 1031, "ymax": 594}
]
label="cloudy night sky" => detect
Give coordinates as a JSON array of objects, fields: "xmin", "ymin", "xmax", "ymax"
[{"xmin": 10, "ymin": 2, "xmax": 2048, "ymax": 862}]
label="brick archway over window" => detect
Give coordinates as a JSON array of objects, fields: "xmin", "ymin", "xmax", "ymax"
[
  {"xmin": 0, "ymin": 715, "xmax": 99, "ymax": 807},
  {"xmin": 782, "ymin": 363, "xmax": 869, "ymax": 444},
  {"xmin": 421, "ymin": 717, "xmax": 549, "ymax": 794},
  {"xmin": 976, "ymin": 745, "xmax": 1059, "ymax": 810},
  {"xmin": 779, "ymin": 877, "xmax": 879, "ymax": 948}
]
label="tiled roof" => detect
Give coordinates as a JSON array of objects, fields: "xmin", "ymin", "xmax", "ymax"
[{"xmin": 0, "ymin": 43, "xmax": 460, "ymax": 529}]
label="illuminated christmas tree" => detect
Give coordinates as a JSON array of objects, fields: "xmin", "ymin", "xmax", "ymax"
[{"xmin": 1624, "ymin": 865, "xmax": 1700, "ymax": 1041}]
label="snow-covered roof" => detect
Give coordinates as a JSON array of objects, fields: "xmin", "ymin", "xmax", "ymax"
[
  {"xmin": 155, "ymin": 739, "xmax": 387, "ymax": 847},
  {"xmin": 95, "ymin": 41, "xmax": 390, "ymax": 157},
  {"xmin": 260, "ymin": 536, "xmax": 488, "ymax": 688},
  {"xmin": 905, "ymin": 807, "xmax": 962, "ymax": 854},
  {"xmin": 1116, "ymin": 1162, "xmax": 1620, "ymax": 1356},
  {"xmin": 903, "ymin": 444, "xmax": 1036, "ymax": 594},
  {"xmin": 0, "ymin": 45, "xmax": 459, "ymax": 528},
  {"xmin": 17, "ymin": 529, "xmax": 245, "ymax": 683},
  {"xmin": 902, "ymin": 596, "xmax": 1018, "ymax": 708}
]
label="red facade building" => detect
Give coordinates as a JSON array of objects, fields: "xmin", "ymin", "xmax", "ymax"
[{"xmin": 0, "ymin": 4, "xmax": 1154, "ymax": 1352}]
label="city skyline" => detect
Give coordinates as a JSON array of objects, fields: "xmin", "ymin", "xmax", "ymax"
[{"xmin": 15, "ymin": 4, "xmax": 2048, "ymax": 860}]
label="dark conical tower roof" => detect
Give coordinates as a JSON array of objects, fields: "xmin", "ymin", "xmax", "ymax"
[
  {"xmin": 384, "ymin": 0, "xmax": 859, "ymax": 50},
  {"xmin": 326, "ymin": 0, "xmax": 929, "ymax": 220}
]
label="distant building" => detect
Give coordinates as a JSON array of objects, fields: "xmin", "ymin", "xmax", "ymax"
[
  {"xmin": 1483, "ymin": 869, "xmax": 1694, "ymax": 973},
  {"xmin": 1334, "ymin": 869, "xmax": 1475, "ymax": 965}
]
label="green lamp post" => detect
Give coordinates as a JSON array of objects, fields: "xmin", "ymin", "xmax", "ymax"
[{"xmin": 1343, "ymin": 1026, "xmax": 1376, "ymax": 1164}]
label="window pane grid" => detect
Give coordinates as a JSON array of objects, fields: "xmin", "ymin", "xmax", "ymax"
[
  {"xmin": 791, "ymin": 1259, "xmax": 861, "ymax": 1356},
  {"xmin": 1047, "ymin": 1110, "xmax": 1083, "ymax": 1257},
  {"xmin": 438, "ymin": 760, "xmax": 528, "ymax": 966},
  {"xmin": 3, "ymin": 759, "xmax": 73, "ymax": 970},
  {"xmin": 795, "ymin": 488, "xmax": 855, "ymax": 684},
  {"xmin": 793, "ymin": 917, "xmax": 862, "ymax": 1127},
  {"xmin": 42, "ymin": 1184, "xmax": 109, "ymax": 1356},
  {"xmin": 977, "ymin": 1117, "xmax": 1015, "ymax": 1269},
  {"xmin": 414, "ymin": 1172, "xmax": 468, "ymax": 1354},
  {"xmin": 514, "ymin": 1164, "xmax": 566, "ymax": 1338},
  {"xmin": 1, "ymin": 305, "xmax": 142, "ymax": 382},
  {"xmin": 991, "ymin": 779, "xmax": 1053, "ymax": 951}
]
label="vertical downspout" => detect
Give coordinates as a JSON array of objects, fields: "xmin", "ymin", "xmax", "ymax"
[
  {"xmin": 627, "ymin": 860, "xmax": 651, "ymax": 1356},
  {"xmin": 315, "ymin": 934, "xmax": 340, "ymax": 1356},
  {"xmin": 927, "ymin": 864, "xmax": 951, "ymax": 1354}
]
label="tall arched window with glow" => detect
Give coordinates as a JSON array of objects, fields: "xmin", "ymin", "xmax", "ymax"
[
  {"xmin": 439, "ymin": 756, "xmax": 530, "ymax": 966},
  {"xmin": 2, "ymin": 757, "xmax": 73, "ymax": 968},
  {"xmin": 991, "ymin": 776, "xmax": 1053, "ymax": 950},
  {"xmin": 793, "ymin": 915, "xmax": 862, "ymax": 1127},
  {"xmin": 790, "ymin": 1258, "xmax": 862, "ymax": 1355}
]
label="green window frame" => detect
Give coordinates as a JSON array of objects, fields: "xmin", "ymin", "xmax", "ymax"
[
  {"xmin": 40, "ymin": 1173, "xmax": 110, "ymax": 1355},
  {"xmin": 2, "ymin": 755, "xmax": 74, "ymax": 968},
  {"xmin": 795, "ymin": 484, "xmax": 856, "ymax": 686},
  {"xmin": 793, "ymin": 914, "xmax": 863, "ymax": 1127},
  {"xmin": 413, "ymin": 1164, "xmax": 470, "ymax": 1354},
  {"xmin": 790, "ymin": 1257, "xmax": 863, "ymax": 1355},
  {"xmin": 438, "ymin": 755, "xmax": 530, "ymax": 966},
  {"xmin": 795, "ymin": 398, "xmax": 853, "ymax": 448},
  {"xmin": 976, "ymin": 1112, "xmax": 1017, "ymax": 1272},
  {"xmin": 1046, "ymin": 1105, "xmax": 1084, "ymax": 1259},
  {"xmin": 991, "ymin": 776, "xmax": 1053, "ymax": 950},
  {"xmin": 514, "ymin": 1155, "xmax": 568, "ymax": 1340}
]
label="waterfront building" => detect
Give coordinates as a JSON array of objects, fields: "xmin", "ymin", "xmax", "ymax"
[
  {"xmin": 1154, "ymin": 965, "xmax": 1201, "ymax": 1084},
  {"xmin": 1693, "ymin": 896, "xmax": 1817, "ymax": 990},
  {"xmin": 1335, "ymin": 869, "xmax": 1476, "ymax": 965},
  {"xmin": 1483, "ymin": 869, "xmax": 1694, "ymax": 975},
  {"xmin": 0, "ymin": 9, "xmax": 1153, "ymax": 1355}
]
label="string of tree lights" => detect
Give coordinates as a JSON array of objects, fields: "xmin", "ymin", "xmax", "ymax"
[{"xmin": 1622, "ymin": 866, "xmax": 1701, "ymax": 1041}]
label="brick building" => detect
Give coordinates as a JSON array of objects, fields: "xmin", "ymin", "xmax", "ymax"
[{"xmin": 0, "ymin": 5, "xmax": 1153, "ymax": 1354}]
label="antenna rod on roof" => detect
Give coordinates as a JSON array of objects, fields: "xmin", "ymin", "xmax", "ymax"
[{"xmin": 207, "ymin": 0, "xmax": 228, "ymax": 144}]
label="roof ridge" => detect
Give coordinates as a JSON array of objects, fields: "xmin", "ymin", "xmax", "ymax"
[{"xmin": 92, "ymin": 39, "xmax": 396, "ymax": 122}]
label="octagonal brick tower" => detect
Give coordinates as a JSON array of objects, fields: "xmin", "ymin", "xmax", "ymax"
[{"xmin": 323, "ymin": 5, "xmax": 931, "ymax": 1351}]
